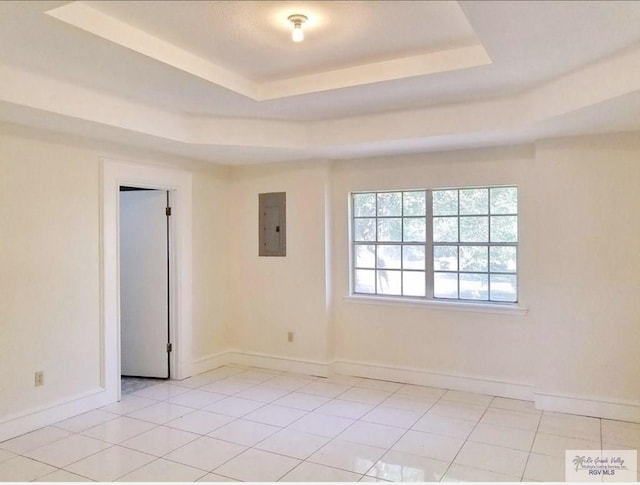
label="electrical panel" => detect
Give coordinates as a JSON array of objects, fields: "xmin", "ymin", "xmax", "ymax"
[{"xmin": 259, "ymin": 192, "xmax": 286, "ymax": 256}]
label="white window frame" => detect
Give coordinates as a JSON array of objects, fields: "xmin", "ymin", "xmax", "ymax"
[{"xmin": 349, "ymin": 186, "xmax": 520, "ymax": 308}]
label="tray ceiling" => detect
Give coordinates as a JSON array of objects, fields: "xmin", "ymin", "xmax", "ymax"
[{"xmin": 1, "ymin": 1, "xmax": 640, "ymax": 163}]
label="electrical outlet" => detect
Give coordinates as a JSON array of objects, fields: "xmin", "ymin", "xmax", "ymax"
[
  {"xmin": 287, "ymin": 331, "xmax": 294, "ymax": 343},
  {"xmin": 34, "ymin": 371, "xmax": 44, "ymax": 387}
]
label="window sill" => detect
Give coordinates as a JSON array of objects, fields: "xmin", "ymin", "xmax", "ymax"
[{"xmin": 343, "ymin": 295, "xmax": 528, "ymax": 316}]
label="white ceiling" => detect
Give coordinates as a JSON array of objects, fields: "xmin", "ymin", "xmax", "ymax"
[{"xmin": 1, "ymin": 1, "xmax": 640, "ymax": 164}]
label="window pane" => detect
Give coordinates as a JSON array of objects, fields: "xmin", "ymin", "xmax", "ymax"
[
  {"xmin": 377, "ymin": 192, "xmax": 402, "ymax": 216},
  {"xmin": 354, "ymin": 218, "xmax": 376, "ymax": 241},
  {"xmin": 490, "ymin": 187, "xmax": 517, "ymax": 214},
  {"xmin": 433, "ymin": 190, "xmax": 458, "ymax": 216},
  {"xmin": 460, "ymin": 188, "xmax": 488, "ymax": 215},
  {"xmin": 491, "ymin": 216, "xmax": 517, "ymax": 242},
  {"xmin": 377, "ymin": 270, "xmax": 401, "ymax": 295},
  {"xmin": 434, "ymin": 272, "xmax": 458, "ymax": 298},
  {"xmin": 378, "ymin": 218, "xmax": 402, "ymax": 241},
  {"xmin": 354, "ymin": 245, "xmax": 375, "ymax": 268},
  {"xmin": 460, "ymin": 216, "xmax": 488, "ymax": 242},
  {"xmin": 353, "ymin": 193, "xmax": 376, "ymax": 217},
  {"xmin": 490, "ymin": 246, "xmax": 517, "ymax": 273},
  {"xmin": 377, "ymin": 245, "xmax": 401, "ymax": 269},
  {"xmin": 490, "ymin": 274, "xmax": 517, "ymax": 302},
  {"xmin": 460, "ymin": 273, "xmax": 489, "ymax": 300},
  {"xmin": 460, "ymin": 246, "xmax": 488, "ymax": 272},
  {"xmin": 403, "ymin": 271, "xmax": 425, "ymax": 297},
  {"xmin": 354, "ymin": 269, "xmax": 375, "ymax": 294},
  {"xmin": 403, "ymin": 191, "xmax": 426, "ymax": 216},
  {"xmin": 403, "ymin": 217, "xmax": 426, "ymax": 242},
  {"xmin": 433, "ymin": 245, "xmax": 457, "ymax": 271},
  {"xmin": 433, "ymin": 217, "xmax": 458, "ymax": 242},
  {"xmin": 403, "ymin": 245, "xmax": 425, "ymax": 270}
]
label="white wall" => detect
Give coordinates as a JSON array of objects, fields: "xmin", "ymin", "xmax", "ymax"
[
  {"xmin": 532, "ymin": 134, "xmax": 640, "ymax": 411},
  {"xmin": 191, "ymin": 166, "xmax": 232, "ymax": 363},
  {"xmin": 0, "ymin": 126, "xmax": 231, "ymax": 425},
  {"xmin": 227, "ymin": 136, "xmax": 640, "ymax": 419},
  {"xmin": 0, "ymin": 129, "xmax": 101, "ymax": 419},
  {"xmin": 1, "ymin": 123, "xmax": 639, "ymax": 431},
  {"xmin": 330, "ymin": 146, "xmax": 536, "ymax": 395},
  {"xmin": 228, "ymin": 161, "xmax": 331, "ymax": 368}
]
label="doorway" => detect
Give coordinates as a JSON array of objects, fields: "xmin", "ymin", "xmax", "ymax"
[
  {"xmin": 102, "ymin": 159, "xmax": 193, "ymax": 404},
  {"xmin": 119, "ymin": 187, "xmax": 171, "ymax": 380}
]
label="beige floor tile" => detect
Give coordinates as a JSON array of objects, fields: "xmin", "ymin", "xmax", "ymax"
[
  {"xmin": 0, "ymin": 456, "xmax": 57, "ymax": 481},
  {"xmin": 120, "ymin": 425, "xmax": 199, "ymax": 456},
  {"xmin": 469, "ymin": 422, "xmax": 536, "ymax": 451},
  {"xmin": 481, "ymin": 408, "xmax": 541, "ymax": 431},
  {"xmin": 453, "ymin": 441, "xmax": 529, "ymax": 477},
  {"xmin": 392, "ymin": 430, "xmax": 464, "ymax": 462},
  {"xmin": 24, "ymin": 433, "xmax": 111, "ymax": 468},
  {"xmin": 254, "ymin": 428, "xmax": 329, "ymax": 460},
  {"xmin": 208, "ymin": 418, "xmax": 279, "ymax": 446},
  {"xmin": 289, "ymin": 412, "xmax": 355, "ymax": 438},
  {"xmin": 523, "ymin": 452, "xmax": 566, "ymax": 481},
  {"xmin": 117, "ymin": 458, "xmax": 207, "ymax": 482},
  {"xmin": 538, "ymin": 412, "xmax": 601, "ymax": 441},
  {"xmin": 213, "ymin": 448, "xmax": 300, "ymax": 481},
  {"xmin": 272, "ymin": 392, "xmax": 331, "ymax": 411},
  {"xmin": 532, "ymin": 432, "xmax": 601, "ymax": 457},
  {"xmin": 65, "ymin": 445, "xmax": 154, "ymax": 481},
  {"xmin": 362, "ymin": 406, "xmax": 423, "ymax": 429},
  {"xmin": 368, "ymin": 449, "xmax": 449, "ymax": 482},
  {"xmin": 163, "ymin": 436, "xmax": 246, "ymax": 471},
  {"xmin": 442, "ymin": 463, "xmax": 521, "ymax": 482},
  {"xmin": 308, "ymin": 439, "xmax": 386, "ymax": 474},
  {"xmin": 338, "ymin": 421, "xmax": 405, "ymax": 449},
  {"xmin": 602, "ymin": 419, "xmax": 640, "ymax": 448},
  {"xmin": 427, "ymin": 401, "xmax": 486, "ymax": 422},
  {"xmin": 280, "ymin": 461, "xmax": 362, "ymax": 482},
  {"xmin": 315, "ymin": 399, "xmax": 375, "ymax": 420},
  {"xmin": 0, "ymin": 426, "xmax": 72, "ymax": 455},
  {"xmin": 81, "ymin": 416, "xmax": 157, "ymax": 444},
  {"xmin": 243, "ymin": 403, "xmax": 308, "ymax": 426},
  {"xmin": 54, "ymin": 410, "xmax": 119, "ymax": 433},
  {"xmin": 412, "ymin": 414, "xmax": 476, "ymax": 439},
  {"xmin": 34, "ymin": 469, "xmax": 93, "ymax": 482}
]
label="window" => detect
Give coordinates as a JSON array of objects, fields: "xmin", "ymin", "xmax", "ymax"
[{"xmin": 351, "ymin": 186, "xmax": 518, "ymax": 303}]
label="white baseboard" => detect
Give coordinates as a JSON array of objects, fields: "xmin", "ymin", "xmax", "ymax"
[
  {"xmin": 187, "ymin": 352, "xmax": 532, "ymax": 400},
  {"xmin": 4, "ymin": 354, "xmax": 637, "ymax": 443},
  {"xmin": 189, "ymin": 352, "xmax": 230, "ymax": 376},
  {"xmin": 331, "ymin": 360, "xmax": 534, "ymax": 401},
  {"xmin": 226, "ymin": 351, "xmax": 329, "ymax": 377},
  {"xmin": 535, "ymin": 390, "xmax": 640, "ymax": 423},
  {"xmin": 0, "ymin": 388, "xmax": 110, "ymax": 442}
]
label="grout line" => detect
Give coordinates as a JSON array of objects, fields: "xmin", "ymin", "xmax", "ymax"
[
  {"xmin": 519, "ymin": 408, "xmax": 544, "ymax": 481},
  {"xmin": 437, "ymin": 395, "xmax": 496, "ymax": 481}
]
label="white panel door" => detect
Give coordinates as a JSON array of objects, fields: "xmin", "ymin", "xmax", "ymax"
[{"xmin": 119, "ymin": 189, "xmax": 169, "ymax": 378}]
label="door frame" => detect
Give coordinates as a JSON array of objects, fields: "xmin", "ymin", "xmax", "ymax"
[{"xmin": 101, "ymin": 159, "xmax": 192, "ymax": 402}]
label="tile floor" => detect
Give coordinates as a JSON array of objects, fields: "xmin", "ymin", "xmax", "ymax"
[{"xmin": 1, "ymin": 365, "xmax": 638, "ymax": 482}]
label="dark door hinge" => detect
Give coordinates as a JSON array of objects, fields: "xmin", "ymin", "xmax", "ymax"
[
  {"xmin": 166, "ymin": 342, "xmax": 172, "ymax": 353},
  {"xmin": 166, "ymin": 207, "xmax": 172, "ymax": 216}
]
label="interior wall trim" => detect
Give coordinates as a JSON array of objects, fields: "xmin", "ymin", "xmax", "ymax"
[
  {"xmin": 0, "ymin": 388, "xmax": 109, "ymax": 443},
  {"xmin": 534, "ymin": 390, "xmax": 640, "ymax": 424},
  {"xmin": 331, "ymin": 359, "xmax": 533, "ymax": 401}
]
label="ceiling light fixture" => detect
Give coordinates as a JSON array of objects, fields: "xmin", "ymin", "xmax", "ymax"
[{"xmin": 288, "ymin": 14, "xmax": 308, "ymax": 43}]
